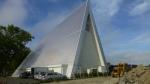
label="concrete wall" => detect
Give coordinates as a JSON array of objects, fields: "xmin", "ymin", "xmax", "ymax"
[{"xmin": 78, "ymin": 15, "xmax": 101, "ymax": 72}]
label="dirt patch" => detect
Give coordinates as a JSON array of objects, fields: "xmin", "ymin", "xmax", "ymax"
[
  {"xmin": 119, "ymin": 65, "xmax": 150, "ymax": 84},
  {"xmin": 42, "ymin": 77, "xmax": 119, "ymax": 84},
  {"xmin": 0, "ymin": 77, "xmax": 39, "ymax": 84}
]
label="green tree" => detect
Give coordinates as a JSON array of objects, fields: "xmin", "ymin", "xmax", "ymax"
[{"xmin": 0, "ymin": 25, "xmax": 34, "ymax": 76}]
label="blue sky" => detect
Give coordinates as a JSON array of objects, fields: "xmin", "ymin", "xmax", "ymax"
[{"xmin": 0, "ymin": 0, "xmax": 150, "ymax": 65}]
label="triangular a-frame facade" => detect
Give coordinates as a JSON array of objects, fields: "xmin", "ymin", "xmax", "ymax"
[{"xmin": 12, "ymin": 1, "xmax": 107, "ymax": 78}]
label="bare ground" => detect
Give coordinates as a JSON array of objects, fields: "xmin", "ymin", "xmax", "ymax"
[{"xmin": 43, "ymin": 77, "xmax": 119, "ymax": 84}]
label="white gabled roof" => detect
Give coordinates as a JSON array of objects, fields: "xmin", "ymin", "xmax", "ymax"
[{"xmin": 12, "ymin": 0, "xmax": 108, "ymax": 78}]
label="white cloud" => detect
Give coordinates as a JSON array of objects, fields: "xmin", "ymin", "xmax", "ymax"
[
  {"xmin": 110, "ymin": 51, "xmax": 150, "ymax": 65},
  {"xmin": 130, "ymin": 0, "xmax": 150, "ymax": 16},
  {"xmin": 105, "ymin": 31, "xmax": 150, "ymax": 65},
  {"xmin": 92, "ymin": 0, "xmax": 123, "ymax": 17},
  {"xmin": 0, "ymin": 0, "xmax": 27, "ymax": 26},
  {"xmin": 131, "ymin": 32, "xmax": 150, "ymax": 44},
  {"xmin": 49, "ymin": 0, "xmax": 60, "ymax": 3}
]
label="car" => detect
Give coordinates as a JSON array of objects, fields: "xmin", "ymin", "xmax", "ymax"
[
  {"xmin": 19, "ymin": 72, "xmax": 33, "ymax": 78},
  {"xmin": 34, "ymin": 72, "xmax": 67, "ymax": 80}
]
